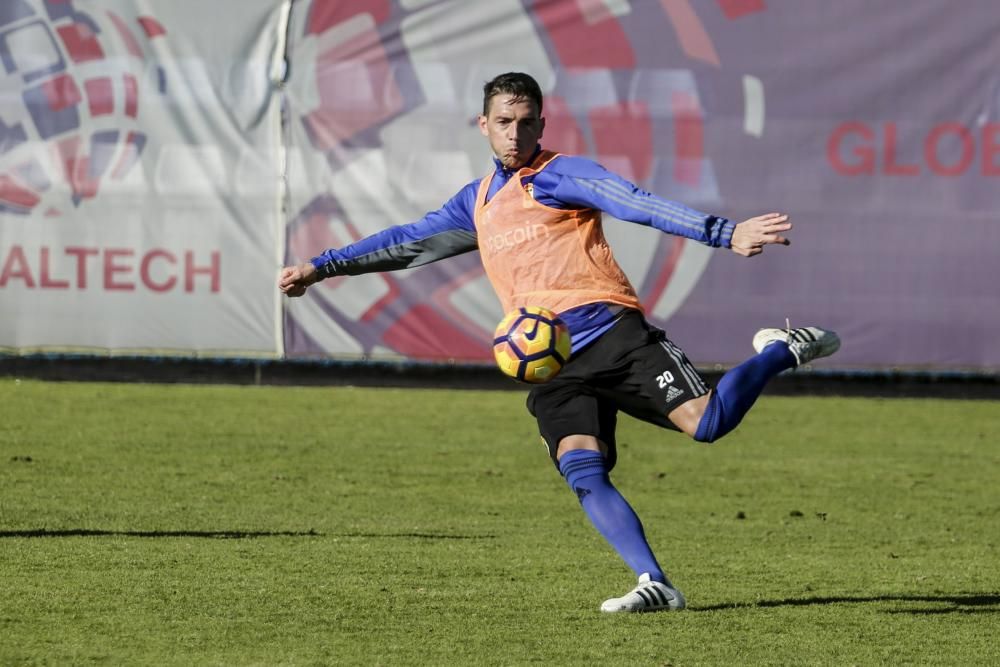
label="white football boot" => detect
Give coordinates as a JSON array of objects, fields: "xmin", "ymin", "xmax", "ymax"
[
  {"xmin": 600, "ymin": 573, "xmax": 686, "ymax": 613},
  {"xmin": 752, "ymin": 326, "xmax": 841, "ymax": 367}
]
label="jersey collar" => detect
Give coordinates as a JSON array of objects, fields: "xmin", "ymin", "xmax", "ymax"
[{"xmin": 492, "ymin": 145, "xmax": 543, "ymax": 177}]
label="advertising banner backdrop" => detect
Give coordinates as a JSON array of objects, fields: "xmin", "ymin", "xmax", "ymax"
[
  {"xmin": 3, "ymin": 1, "xmax": 999, "ymax": 371},
  {"xmin": 0, "ymin": 0, "xmax": 285, "ymax": 356},
  {"xmin": 281, "ymin": 0, "xmax": 1000, "ymax": 371},
  {"xmin": 648, "ymin": 2, "xmax": 1000, "ymax": 370},
  {"xmin": 281, "ymin": 0, "xmax": 728, "ymax": 363}
]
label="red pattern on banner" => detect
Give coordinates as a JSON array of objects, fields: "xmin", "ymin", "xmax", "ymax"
[
  {"xmin": 84, "ymin": 77, "xmax": 113, "ymax": 116},
  {"xmin": 641, "ymin": 236, "xmax": 686, "ymax": 308},
  {"xmin": 382, "ymin": 304, "xmax": 490, "ymax": 359},
  {"xmin": 716, "ymin": 0, "xmax": 765, "ymax": 19},
  {"xmin": 0, "ymin": 174, "xmax": 40, "ymax": 209},
  {"xmin": 307, "ymin": 0, "xmax": 390, "ymax": 35},
  {"xmin": 659, "ymin": 0, "xmax": 720, "ymax": 66},
  {"xmin": 42, "ymin": 73, "xmax": 81, "ymax": 112},
  {"xmin": 56, "ymin": 136, "xmax": 80, "ymax": 187},
  {"xmin": 110, "ymin": 132, "xmax": 143, "ymax": 179},
  {"xmin": 543, "ymin": 96, "xmax": 587, "ymax": 155},
  {"xmin": 137, "ymin": 16, "xmax": 167, "ymax": 39},
  {"xmin": 590, "ymin": 101, "xmax": 653, "ymax": 182},
  {"xmin": 56, "ymin": 136, "xmax": 99, "ymax": 201},
  {"xmin": 357, "ymin": 278, "xmax": 400, "ymax": 323},
  {"xmin": 671, "ymin": 91, "xmax": 703, "ymax": 185},
  {"xmin": 429, "ymin": 266, "xmax": 497, "ymax": 345},
  {"xmin": 530, "ymin": 0, "xmax": 634, "ymax": 67},
  {"xmin": 107, "ymin": 11, "xmax": 144, "ymax": 58},
  {"xmin": 123, "ymin": 74, "xmax": 138, "ymax": 117},
  {"xmin": 57, "ymin": 22, "xmax": 104, "ymax": 63}
]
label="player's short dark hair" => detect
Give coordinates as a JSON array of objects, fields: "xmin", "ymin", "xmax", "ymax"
[{"xmin": 482, "ymin": 72, "xmax": 543, "ymax": 117}]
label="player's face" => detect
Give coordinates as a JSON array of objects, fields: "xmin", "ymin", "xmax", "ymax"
[{"xmin": 479, "ymin": 96, "xmax": 545, "ymax": 169}]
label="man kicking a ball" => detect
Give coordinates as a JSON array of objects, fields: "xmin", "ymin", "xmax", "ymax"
[{"xmin": 279, "ymin": 72, "xmax": 840, "ymax": 613}]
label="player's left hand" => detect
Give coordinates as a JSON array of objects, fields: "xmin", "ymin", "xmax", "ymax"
[{"xmin": 730, "ymin": 212, "xmax": 791, "ymax": 257}]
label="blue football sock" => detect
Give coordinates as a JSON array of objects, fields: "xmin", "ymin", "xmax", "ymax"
[
  {"xmin": 694, "ymin": 340, "xmax": 796, "ymax": 442},
  {"xmin": 558, "ymin": 449, "xmax": 666, "ymax": 583}
]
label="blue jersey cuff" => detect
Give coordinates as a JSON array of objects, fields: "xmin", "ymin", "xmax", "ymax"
[{"xmin": 310, "ymin": 256, "xmax": 331, "ymax": 278}]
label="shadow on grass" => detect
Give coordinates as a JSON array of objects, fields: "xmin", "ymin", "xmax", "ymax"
[
  {"xmin": 695, "ymin": 593, "xmax": 1000, "ymax": 615},
  {"xmin": 0, "ymin": 528, "xmax": 494, "ymax": 540},
  {"xmin": 0, "ymin": 529, "xmax": 321, "ymax": 539}
]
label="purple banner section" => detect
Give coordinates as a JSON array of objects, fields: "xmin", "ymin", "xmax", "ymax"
[
  {"xmin": 282, "ymin": 1, "xmax": 1000, "ymax": 371},
  {"xmin": 660, "ymin": 3, "xmax": 1000, "ymax": 370}
]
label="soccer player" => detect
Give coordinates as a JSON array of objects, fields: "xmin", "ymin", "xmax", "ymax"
[{"xmin": 279, "ymin": 72, "xmax": 840, "ymax": 613}]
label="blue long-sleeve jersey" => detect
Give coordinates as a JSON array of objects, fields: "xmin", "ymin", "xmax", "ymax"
[{"xmin": 312, "ymin": 148, "xmax": 736, "ymax": 353}]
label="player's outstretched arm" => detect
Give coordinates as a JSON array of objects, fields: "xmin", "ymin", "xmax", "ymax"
[
  {"xmin": 277, "ymin": 181, "xmax": 480, "ymax": 300},
  {"xmin": 729, "ymin": 213, "xmax": 791, "ymax": 257},
  {"xmin": 278, "ymin": 262, "xmax": 318, "ymax": 298}
]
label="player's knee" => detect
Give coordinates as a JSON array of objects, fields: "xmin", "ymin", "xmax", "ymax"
[
  {"xmin": 670, "ymin": 392, "xmax": 727, "ymax": 444},
  {"xmin": 555, "ymin": 434, "xmax": 604, "ymax": 460},
  {"xmin": 692, "ymin": 428, "xmax": 718, "ymax": 444},
  {"xmin": 668, "ymin": 394, "xmax": 710, "ymax": 440}
]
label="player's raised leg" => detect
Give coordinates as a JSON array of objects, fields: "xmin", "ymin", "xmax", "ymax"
[{"xmin": 671, "ymin": 326, "xmax": 840, "ymax": 443}]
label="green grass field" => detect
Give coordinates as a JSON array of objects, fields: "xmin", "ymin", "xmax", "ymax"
[{"xmin": 1, "ymin": 379, "xmax": 998, "ymax": 666}]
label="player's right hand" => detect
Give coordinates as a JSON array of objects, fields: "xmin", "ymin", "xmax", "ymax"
[{"xmin": 278, "ymin": 262, "xmax": 318, "ymax": 297}]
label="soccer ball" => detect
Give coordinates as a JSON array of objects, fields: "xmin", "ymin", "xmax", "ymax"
[{"xmin": 493, "ymin": 306, "xmax": 572, "ymax": 383}]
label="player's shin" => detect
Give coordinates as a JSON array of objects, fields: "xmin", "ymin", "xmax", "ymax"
[{"xmin": 558, "ymin": 449, "xmax": 668, "ymax": 584}]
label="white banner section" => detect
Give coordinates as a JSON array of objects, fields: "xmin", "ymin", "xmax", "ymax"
[{"xmin": 0, "ymin": 0, "xmax": 286, "ymax": 356}]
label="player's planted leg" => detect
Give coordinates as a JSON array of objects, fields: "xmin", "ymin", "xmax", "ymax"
[{"xmin": 558, "ymin": 448, "xmax": 685, "ymax": 611}]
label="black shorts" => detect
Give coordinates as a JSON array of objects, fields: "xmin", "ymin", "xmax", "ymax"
[{"xmin": 526, "ymin": 309, "xmax": 709, "ymax": 470}]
